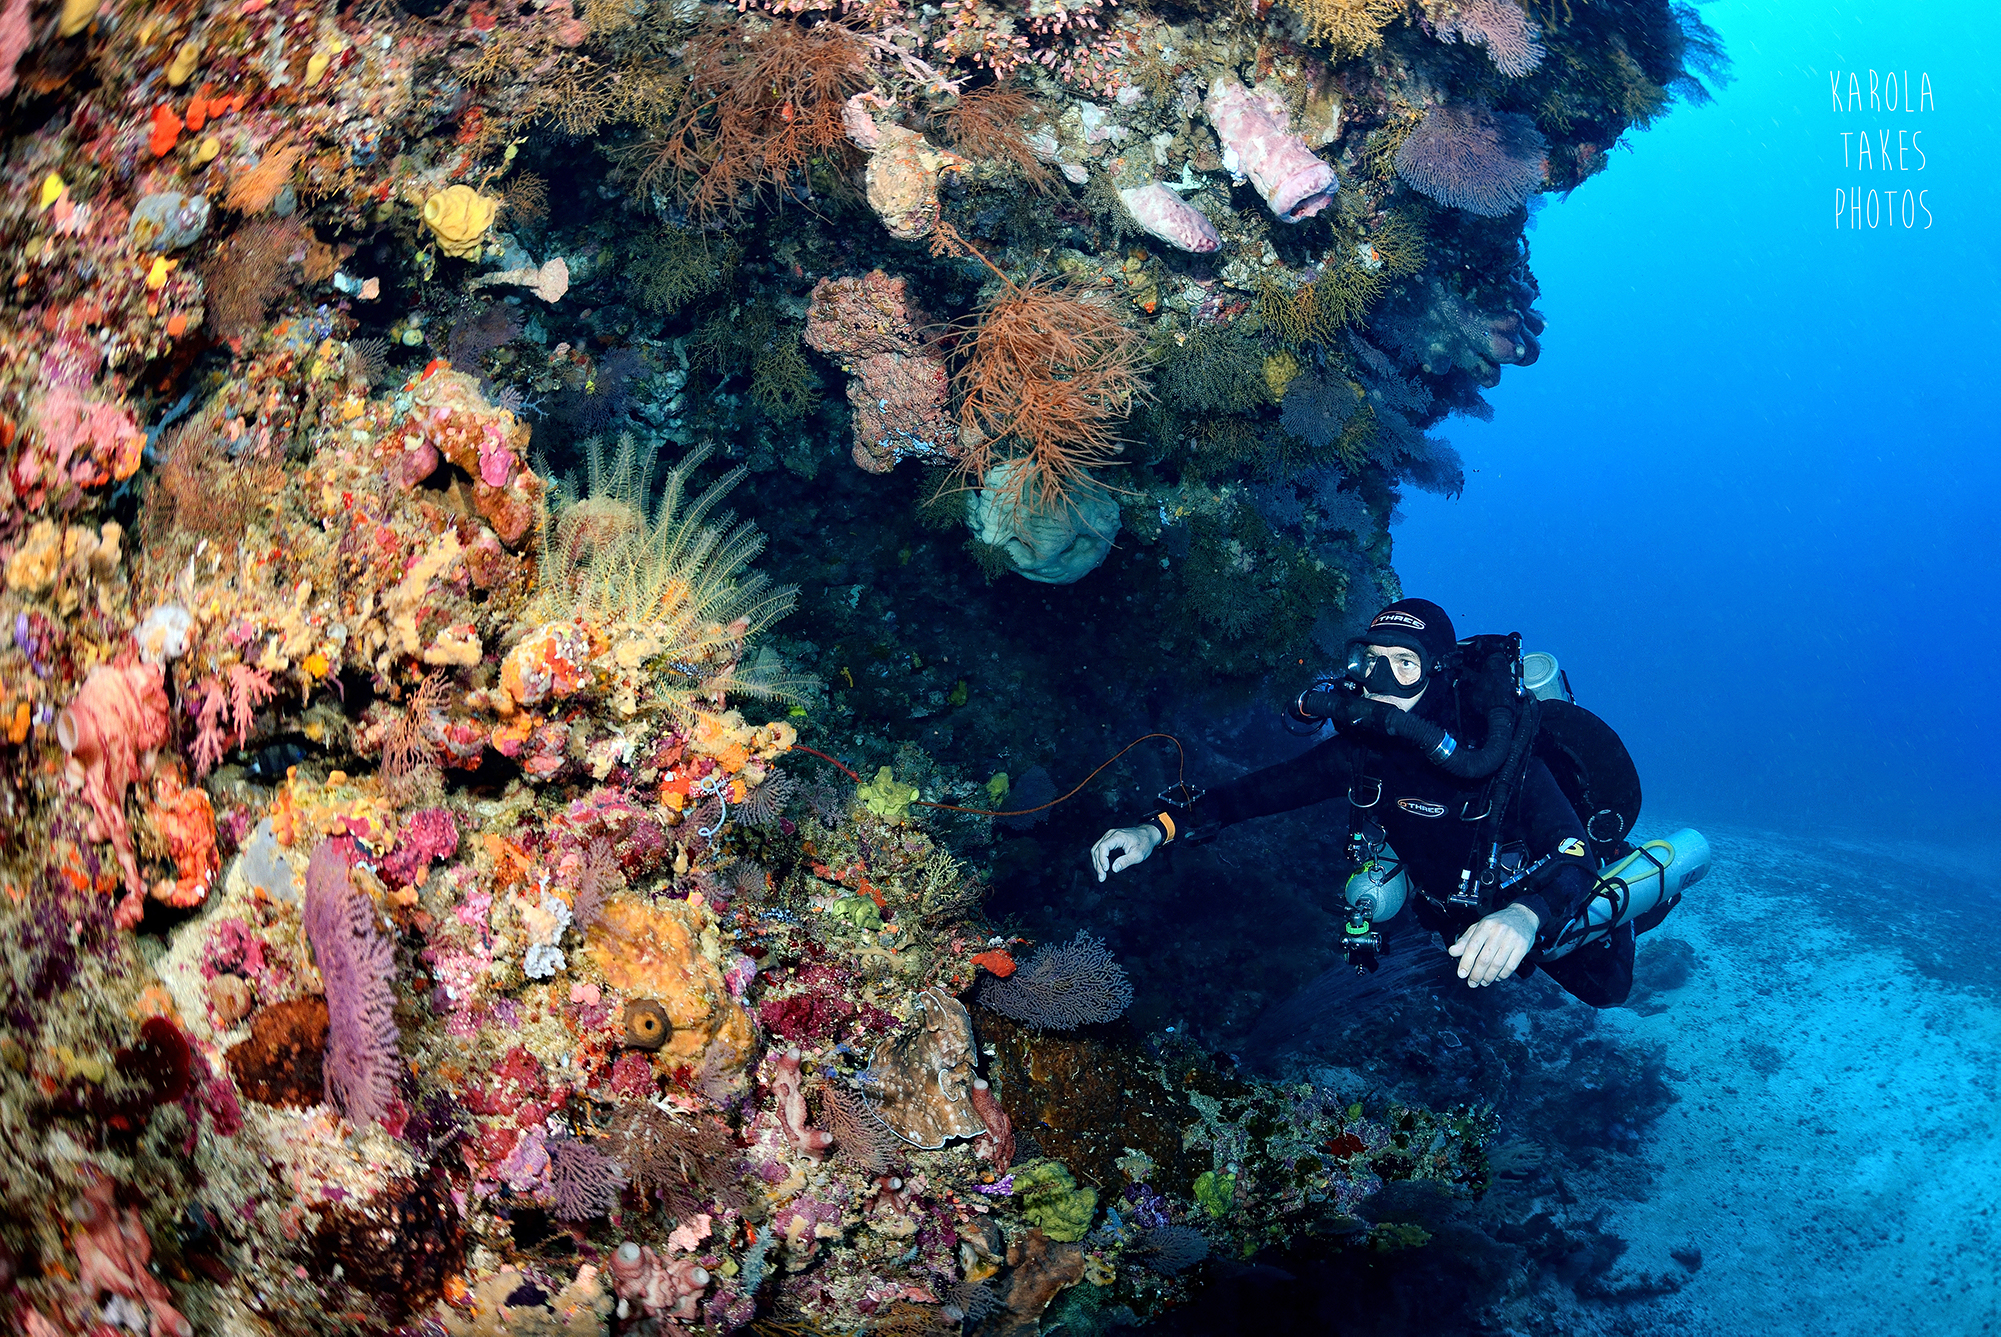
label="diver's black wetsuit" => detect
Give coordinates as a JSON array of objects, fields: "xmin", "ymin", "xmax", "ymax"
[{"xmin": 1166, "ymin": 706, "xmax": 1636, "ymax": 1007}]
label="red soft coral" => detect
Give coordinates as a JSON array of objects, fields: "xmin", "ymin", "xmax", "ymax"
[{"xmin": 149, "ymin": 767, "xmax": 219, "ymax": 911}]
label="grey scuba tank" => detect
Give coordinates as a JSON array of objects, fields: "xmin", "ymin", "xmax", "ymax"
[
  {"xmin": 1342, "ymin": 828, "xmax": 1710, "ymax": 955},
  {"xmin": 1343, "ymin": 856, "xmax": 1411, "ymax": 923},
  {"xmin": 1540, "ymin": 828, "xmax": 1710, "ymax": 959}
]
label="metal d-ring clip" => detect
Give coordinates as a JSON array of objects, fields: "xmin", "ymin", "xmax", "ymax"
[{"xmin": 1348, "ymin": 775, "xmax": 1382, "ymax": 808}]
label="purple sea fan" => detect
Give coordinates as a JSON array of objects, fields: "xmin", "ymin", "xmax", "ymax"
[
  {"xmin": 550, "ymin": 1137, "xmax": 628, "ymax": 1220},
  {"xmin": 1131, "ymin": 1224, "xmax": 1209, "ymax": 1276},
  {"xmin": 301, "ymin": 840, "xmax": 401, "ymax": 1125},
  {"xmin": 1394, "ymin": 104, "xmax": 1548, "ymax": 217},
  {"xmin": 944, "ymin": 1280, "xmax": 1002, "ymax": 1324},
  {"xmin": 1434, "ymin": 0, "xmax": 1544, "ymax": 78},
  {"xmin": 977, "ymin": 930, "xmax": 1133, "ymax": 1030},
  {"xmin": 819, "ymin": 1086, "xmax": 893, "ymax": 1173}
]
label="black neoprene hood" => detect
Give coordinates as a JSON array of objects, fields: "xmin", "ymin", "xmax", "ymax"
[{"xmin": 1360, "ymin": 598, "xmax": 1458, "ymax": 673}]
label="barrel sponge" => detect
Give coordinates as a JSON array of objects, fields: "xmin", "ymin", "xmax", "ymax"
[
  {"xmin": 966, "ymin": 461, "xmax": 1119, "ymax": 585},
  {"xmin": 422, "ymin": 185, "xmax": 499, "ymax": 259}
]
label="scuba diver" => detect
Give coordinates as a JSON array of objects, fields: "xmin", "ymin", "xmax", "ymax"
[{"xmin": 1089, "ymin": 599, "xmax": 1707, "ymax": 1008}]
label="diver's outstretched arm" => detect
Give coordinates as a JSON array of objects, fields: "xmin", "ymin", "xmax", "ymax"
[{"xmin": 1091, "ymin": 826, "xmax": 1162, "ymax": 881}]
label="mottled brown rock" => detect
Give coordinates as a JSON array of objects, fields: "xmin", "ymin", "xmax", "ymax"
[
  {"xmin": 310, "ymin": 1169, "xmax": 462, "ymax": 1323},
  {"xmin": 225, "ymin": 997, "xmax": 329, "ymax": 1107},
  {"xmin": 975, "ymin": 1229, "xmax": 1084, "ymax": 1337}
]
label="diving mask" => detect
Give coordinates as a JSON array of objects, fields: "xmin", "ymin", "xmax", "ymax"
[{"xmin": 1345, "ymin": 640, "xmax": 1428, "ymax": 701}]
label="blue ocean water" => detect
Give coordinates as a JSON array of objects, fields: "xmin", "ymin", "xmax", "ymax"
[
  {"xmin": 1394, "ymin": 0, "xmax": 2001, "ymax": 843},
  {"xmin": 1133, "ymin": 9, "xmax": 2001, "ymax": 1332}
]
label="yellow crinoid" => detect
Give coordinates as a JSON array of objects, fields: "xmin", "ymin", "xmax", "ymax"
[{"xmin": 528, "ymin": 434, "xmax": 810, "ymax": 722}]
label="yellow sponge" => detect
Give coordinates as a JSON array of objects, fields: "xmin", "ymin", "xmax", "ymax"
[{"xmin": 421, "ymin": 185, "xmax": 497, "ymax": 260}]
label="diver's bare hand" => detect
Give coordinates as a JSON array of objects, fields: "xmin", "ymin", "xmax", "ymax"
[
  {"xmin": 1091, "ymin": 826, "xmax": 1161, "ymax": 882},
  {"xmin": 1448, "ymin": 903, "xmax": 1540, "ymax": 987}
]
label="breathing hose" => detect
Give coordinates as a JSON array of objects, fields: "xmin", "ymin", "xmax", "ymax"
[{"xmin": 1291, "ymin": 682, "xmax": 1521, "ymax": 781}]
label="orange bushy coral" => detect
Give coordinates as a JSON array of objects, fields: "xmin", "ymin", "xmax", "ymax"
[
  {"xmin": 225, "ymin": 139, "xmax": 306, "ymax": 214},
  {"xmin": 949, "ymin": 268, "xmax": 1147, "ymax": 516},
  {"xmin": 631, "ymin": 19, "xmax": 869, "ymax": 223},
  {"xmin": 937, "ymin": 87, "xmax": 1052, "ymax": 186}
]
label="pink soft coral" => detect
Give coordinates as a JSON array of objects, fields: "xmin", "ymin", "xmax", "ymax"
[
  {"xmin": 57, "ymin": 663, "xmax": 171, "ymax": 923},
  {"xmin": 226, "ymin": 664, "xmax": 276, "ymax": 745},
  {"xmin": 189, "ymin": 665, "xmax": 278, "ymax": 777}
]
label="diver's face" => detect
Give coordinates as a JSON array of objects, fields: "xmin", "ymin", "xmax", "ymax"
[{"xmin": 1363, "ymin": 644, "xmax": 1425, "ymax": 711}]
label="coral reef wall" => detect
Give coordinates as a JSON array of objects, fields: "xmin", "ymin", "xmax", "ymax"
[{"xmin": 0, "ymin": 0, "xmax": 1722, "ymax": 1329}]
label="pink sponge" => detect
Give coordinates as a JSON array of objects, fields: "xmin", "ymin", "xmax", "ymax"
[
  {"xmin": 1203, "ymin": 78, "xmax": 1338, "ymax": 223},
  {"xmin": 1117, "ymin": 184, "xmax": 1222, "ymax": 254},
  {"xmin": 57, "ymin": 662, "xmax": 171, "ymax": 923}
]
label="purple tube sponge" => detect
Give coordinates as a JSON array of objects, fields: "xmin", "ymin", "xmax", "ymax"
[
  {"xmin": 1117, "ymin": 184, "xmax": 1222, "ymax": 253},
  {"xmin": 301, "ymin": 840, "xmax": 401, "ymax": 1125},
  {"xmin": 1203, "ymin": 79, "xmax": 1337, "ymax": 223}
]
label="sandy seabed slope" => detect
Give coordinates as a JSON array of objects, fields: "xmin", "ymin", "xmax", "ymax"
[{"xmin": 1545, "ymin": 826, "xmax": 2001, "ymax": 1336}]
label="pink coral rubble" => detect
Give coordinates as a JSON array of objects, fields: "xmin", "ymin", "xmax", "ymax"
[
  {"xmin": 804, "ymin": 271, "xmax": 957, "ymax": 474},
  {"xmin": 382, "ymin": 807, "xmax": 459, "ymax": 886},
  {"xmin": 1203, "ymin": 78, "xmax": 1338, "ymax": 222}
]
